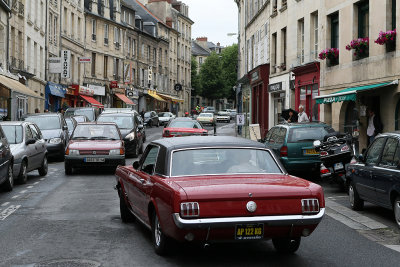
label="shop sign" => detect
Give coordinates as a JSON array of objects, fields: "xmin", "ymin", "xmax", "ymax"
[
  {"xmin": 250, "ymin": 70, "xmax": 259, "ymax": 83},
  {"xmin": 79, "ymin": 86, "xmax": 94, "ymax": 96},
  {"xmin": 79, "ymin": 57, "xmax": 91, "ymax": 63},
  {"xmin": 236, "ymin": 114, "xmax": 245, "ymax": 126},
  {"xmin": 112, "ymin": 88, "xmax": 125, "ymax": 94},
  {"xmin": 316, "ymin": 93, "xmax": 356, "ymax": 104},
  {"xmin": 127, "ymin": 89, "xmax": 139, "ymax": 98},
  {"xmin": 268, "ymin": 82, "xmax": 283, "ymax": 93},
  {"xmin": 88, "ymin": 84, "xmax": 105, "ymax": 96},
  {"xmin": 49, "ymin": 57, "xmax": 62, "ymax": 74},
  {"xmin": 61, "ymin": 50, "xmax": 71, "ymax": 79},
  {"xmin": 110, "ymin": 81, "xmax": 118, "ymax": 89}
]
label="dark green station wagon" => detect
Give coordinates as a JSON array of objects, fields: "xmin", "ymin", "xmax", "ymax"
[{"xmin": 264, "ymin": 122, "xmax": 335, "ymax": 176}]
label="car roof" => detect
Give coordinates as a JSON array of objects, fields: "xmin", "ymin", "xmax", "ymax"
[
  {"xmin": 152, "ymin": 136, "xmax": 265, "ymax": 150},
  {"xmin": 170, "ymin": 117, "xmax": 194, "ymax": 121},
  {"xmin": 99, "ymin": 112, "xmax": 133, "ymax": 117},
  {"xmin": 0, "ymin": 121, "xmax": 33, "ymax": 126},
  {"xmin": 66, "ymin": 107, "xmax": 96, "ymax": 110},
  {"xmin": 24, "ymin": 113, "xmax": 60, "ymax": 117},
  {"xmin": 76, "ymin": 122, "xmax": 117, "ymax": 126}
]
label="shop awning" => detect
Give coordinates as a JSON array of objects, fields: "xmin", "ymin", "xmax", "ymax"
[
  {"xmin": 148, "ymin": 90, "xmax": 166, "ymax": 102},
  {"xmin": 115, "ymin": 93, "xmax": 135, "ymax": 105},
  {"xmin": 315, "ymin": 80, "xmax": 398, "ymax": 104},
  {"xmin": 158, "ymin": 93, "xmax": 184, "ymax": 103},
  {"xmin": 46, "ymin": 82, "xmax": 66, "ymax": 98},
  {"xmin": 80, "ymin": 95, "xmax": 104, "ymax": 108},
  {"xmin": 0, "ymin": 74, "xmax": 43, "ymax": 99}
]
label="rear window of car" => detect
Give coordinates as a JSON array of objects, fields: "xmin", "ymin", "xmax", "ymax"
[
  {"xmin": 25, "ymin": 116, "xmax": 61, "ymax": 130},
  {"xmin": 169, "ymin": 121, "xmax": 202, "ymax": 129},
  {"xmin": 2, "ymin": 125, "xmax": 23, "ymax": 144},
  {"xmin": 287, "ymin": 126, "xmax": 335, "ymax": 143},
  {"xmin": 66, "ymin": 109, "xmax": 95, "ymax": 121},
  {"xmin": 97, "ymin": 115, "xmax": 134, "ymax": 129},
  {"xmin": 171, "ymin": 148, "xmax": 282, "ymax": 176},
  {"xmin": 199, "ymin": 113, "xmax": 212, "ymax": 117}
]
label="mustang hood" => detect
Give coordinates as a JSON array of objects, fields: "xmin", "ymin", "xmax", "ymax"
[{"xmin": 41, "ymin": 129, "xmax": 62, "ymax": 140}]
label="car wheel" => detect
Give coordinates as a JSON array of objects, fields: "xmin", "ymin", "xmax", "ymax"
[
  {"xmin": 152, "ymin": 210, "xmax": 170, "ymax": 255},
  {"xmin": 18, "ymin": 160, "xmax": 28, "ymax": 184},
  {"xmin": 156, "ymin": 120, "xmax": 160, "ymax": 127},
  {"xmin": 38, "ymin": 155, "xmax": 48, "ymax": 176},
  {"xmin": 120, "ymin": 194, "xmax": 135, "ymax": 223},
  {"xmin": 65, "ymin": 161, "xmax": 73, "ymax": 175},
  {"xmin": 2, "ymin": 163, "xmax": 14, "ymax": 192},
  {"xmin": 349, "ymin": 182, "xmax": 364, "ymax": 210},
  {"xmin": 393, "ymin": 197, "xmax": 400, "ymax": 228},
  {"xmin": 272, "ymin": 237, "xmax": 301, "ymax": 253}
]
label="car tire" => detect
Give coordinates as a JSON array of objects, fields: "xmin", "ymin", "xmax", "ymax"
[
  {"xmin": 393, "ymin": 196, "xmax": 400, "ymax": 228},
  {"xmin": 152, "ymin": 210, "xmax": 170, "ymax": 256},
  {"xmin": 156, "ymin": 120, "xmax": 160, "ymax": 127},
  {"xmin": 120, "ymin": 194, "xmax": 135, "ymax": 223},
  {"xmin": 65, "ymin": 161, "xmax": 73, "ymax": 175},
  {"xmin": 17, "ymin": 160, "xmax": 28, "ymax": 184},
  {"xmin": 38, "ymin": 155, "xmax": 48, "ymax": 176},
  {"xmin": 2, "ymin": 163, "xmax": 14, "ymax": 192},
  {"xmin": 272, "ymin": 237, "xmax": 301, "ymax": 253},
  {"xmin": 349, "ymin": 182, "xmax": 364, "ymax": 210}
]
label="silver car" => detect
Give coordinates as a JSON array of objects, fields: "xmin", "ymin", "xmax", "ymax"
[{"xmin": 0, "ymin": 122, "xmax": 48, "ymax": 184}]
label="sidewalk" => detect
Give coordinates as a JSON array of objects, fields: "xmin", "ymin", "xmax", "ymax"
[{"xmin": 209, "ymin": 123, "xmax": 239, "ymax": 137}]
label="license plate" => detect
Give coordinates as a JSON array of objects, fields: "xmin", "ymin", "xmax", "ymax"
[
  {"xmin": 334, "ymin": 162, "xmax": 344, "ymax": 171},
  {"xmin": 235, "ymin": 224, "xmax": 264, "ymax": 240},
  {"xmin": 304, "ymin": 149, "xmax": 318, "ymax": 155},
  {"xmin": 84, "ymin": 158, "xmax": 105, "ymax": 163}
]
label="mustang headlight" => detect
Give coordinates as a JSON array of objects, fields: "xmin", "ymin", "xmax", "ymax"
[
  {"xmin": 69, "ymin": 149, "xmax": 80, "ymax": 156},
  {"xmin": 125, "ymin": 132, "xmax": 135, "ymax": 141},
  {"xmin": 49, "ymin": 138, "xmax": 62, "ymax": 144}
]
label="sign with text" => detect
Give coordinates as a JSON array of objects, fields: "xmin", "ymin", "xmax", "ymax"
[
  {"xmin": 268, "ymin": 82, "xmax": 283, "ymax": 92},
  {"xmin": 236, "ymin": 114, "xmax": 245, "ymax": 126},
  {"xmin": 249, "ymin": 124, "xmax": 261, "ymax": 141},
  {"xmin": 79, "ymin": 86, "xmax": 94, "ymax": 96},
  {"xmin": 79, "ymin": 57, "xmax": 91, "ymax": 63},
  {"xmin": 88, "ymin": 84, "xmax": 105, "ymax": 96},
  {"xmin": 49, "ymin": 57, "xmax": 62, "ymax": 74},
  {"xmin": 61, "ymin": 50, "xmax": 71, "ymax": 79}
]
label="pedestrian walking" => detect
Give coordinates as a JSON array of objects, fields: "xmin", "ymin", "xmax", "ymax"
[
  {"xmin": 367, "ymin": 109, "xmax": 383, "ymax": 146},
  {"xmin": 297, "ymin": 105, "xmax": 309, "ymax": 122},
  {"xmin": 140, "ymin": 108, "xmax": 145, "ymax": 118}
]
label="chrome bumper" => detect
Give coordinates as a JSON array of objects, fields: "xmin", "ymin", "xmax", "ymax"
[{"xmin": 173, "ymin": 208, "xmax": 325, "ymax": 229}]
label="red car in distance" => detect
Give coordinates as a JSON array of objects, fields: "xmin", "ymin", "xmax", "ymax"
[
  {"xmin": 115, "ymin": 136, "xmax": 325, "ymax": 255},
  {"xmin": 162, "ymin": 118, "xmax": 208, "ymax": 138}
]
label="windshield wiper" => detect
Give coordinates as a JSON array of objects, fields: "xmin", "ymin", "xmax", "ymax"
[
  {"xmin": 73, "ymin": 136, "xmax": 89, "ymax": 140},
  {"xmin": 90, "ymin": 136, "xmax": 117, "ymax": 140}
]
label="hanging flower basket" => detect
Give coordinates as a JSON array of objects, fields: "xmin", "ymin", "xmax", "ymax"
[
  {"xmin": 318, "ymin": 48, "xmax": 339, "ymax": 66},
  {"xmin": 375, "ymin": 29, "xmax": 396, "ymax": 52},
  {"xmin": 346, "ymin": 37, "xmax": 369, "ymax": 59}
]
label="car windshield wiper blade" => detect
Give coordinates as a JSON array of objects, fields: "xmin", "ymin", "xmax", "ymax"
[
  {"xmin": 73, "ymin": 136, "xmax": 90, "ymax": 140},
  {"xmin": 90, "ymin": 136, "xmax": 117, "ymax": 140}
]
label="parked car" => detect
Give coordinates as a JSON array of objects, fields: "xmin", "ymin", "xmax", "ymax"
[
  {"xmin": 65, "ymin": 117, "xmax": 77, "ymax": 138},
  {"xmin": 196, "ymin": 112, "xmax": 215, "ymax": 126},
  {"xmin": 65, "ymin": 107, "xmax": 100, "ymax": 122},
  {"xmin": 203, "ymin": 106, "xmax": 216, "ymax": 114},
  {"xmin": 158, "ymin": 112, "xmax": 175, "ymax": 126},
  {"xmin": 216, "ymin": 111, "xmax": 231, "ymax": 123},
  {"xmin": 137, "ymin": 115, "xmax": 146, "ymax": 142},
  {"xmin": 229, "ymin": 109, "xmax": 237, "ymax": 120},
  {"xmin": 346, "ymin": 133, "xmax": 400, "ymax": 228},
  {"xmin": 0, "ymin": 124, "xmax": 14, "ymax": 191},
  {"xmin": 162, "ymin": 118, "xmax": 208, "ymax": 137},
  {"xmin": 64, "ymin": 122, "xmax": 125, "ymax": 174},
  {"xmin": 264, "ymin": 122, "xmax": 335, "ymax": 176},
  {"xmin": 0, "ymin": 122, "xmax": 48, "ymax": 184},
  {"xmin": 115, "ymin": 136, "xmax": 325, "ymax": 255},
  {"xmin": 71, "ymin": 115, "xmax": 90, "ymax": 123},
  {"xmin": 97, "ymin": 113, "xmax": 145, "ymax": 157},
  {"xmin": 23, "ymin": 113, "xmax": 69, "ymax": 160},
  {"xmin": 144, "ymin": 111, "xmax": 160, "ymax": 127}
]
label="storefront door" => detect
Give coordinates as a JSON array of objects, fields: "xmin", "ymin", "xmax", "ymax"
[{"xmin": 299, "ymin": 84, "xmax": 319, "ymax": 121}]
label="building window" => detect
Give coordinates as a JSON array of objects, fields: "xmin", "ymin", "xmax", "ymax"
[
  {"xmin": 114, "ymin": 58, "xmax": 120, "ymax": 79},
  {"xmin": 358, "ymin": 1, "xmax": 369, "ymax": 38},
  {"xmin": 49, "ymin": 13, "xmax": 53, "ymax": 44},
  {"xmin": 311, "ymin": 12, "xmax": 318, "ymax": 60},
  {"xmin": 127, "ymin": 37, "xmax": 131, "ymax": 56},
  {"xmin": 54, "ymin": 16, "xmax": 57, "ymax": 44},
  {"xmin": 91, "ymin": 19, "xmax": 96, "ymax": 41},
  {"xmin": 91, "ymin": 52, "xmax": 96, "ymax": 77},
  {"xmin": 114, "ymin": 27, "xmax": 120, "ymax": 48},
  {"xmin": 330, "ymin": 12, "xmax": 339, "ymax": 49},
  {"xmin": 71, "ymin": 13, "xmax": 75, "ymax": 38},
  {"xmin": 281, "ymin": 27, "xmax": 286, "ymax": 70},
  {"xmin": 104, "ymin": 56, "xmax": 108, "ymax": 78},
  {"xmin": 132, "ymin": 39, "xmax": 136, "ymax": 57},
  {"xmin": 390, "ymin": 0, "xmax": 396, "ymax": 30},
  {"xmin": 298, "ymin": 19, "xmax": 305, "ymax": 63},
  {"xmin": 199, "ymin": 57, "xmax": 203, "ymax": 65},
  {"xmin": 104, "ymin": 24, "xmax": 109, "ymax": 45},
  {"xmin": 153, "ymin": 48, "xmax": 157, "ymax": 64},
  {"xmin": 272, "ymin": 32, "xmax": 277, "ymax": 73},
  {"xmin": 147, "ymin": 45, "xmax": 151, "ymax": 61}
]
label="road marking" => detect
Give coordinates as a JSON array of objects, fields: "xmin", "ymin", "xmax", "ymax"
[
  {"xmin": 1, "ymin": 202, "xmax": 9, "ymax": 207},
  {"xmin": 27, "ymin": 186, "xmax": 33, "ymax": 189},
  {"xmin": 33, "ymin": 182, "xmax": 39, "ymax": 185},
  {"xmin": 19, "ymin": 190, "xmax": 27, "ymax": 194},
  {"xmin": 40, "ymin": 178, "xmax": 45, "ymax": 181},
  {"xmin": 0, "ymin": 205, "xmax": 21, "ymax": 220},
  {"xmin": 11, "ymin": 195, "xmax": 20, "ymax": 199}
]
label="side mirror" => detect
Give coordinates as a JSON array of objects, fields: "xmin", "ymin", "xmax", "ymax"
[
  {"xmin": 26, "ymin": 138, "xmax": 36, "ymax": 145},
  {"xmin": 137, "ymin": 125, "xmax": 143, "ymax": 130},
  {"xmin": 313, "ymin": 140, "xmax": 321, "ymax": 147},
  {"xmin": 132, "ymin": 161, "xmax": 140, "ymax": 169}
]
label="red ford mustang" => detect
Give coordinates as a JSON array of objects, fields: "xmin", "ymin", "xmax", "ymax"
[
  {"xmin": 115, "ymin": 136, "xmax": 324, "ymax": 255},
  {"xmin": 162, "ymin": 118, "xmax": 208, "ymax": 137}
]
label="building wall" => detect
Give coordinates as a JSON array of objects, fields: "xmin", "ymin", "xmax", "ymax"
[{"xmin": 0, "ymin": 3, "xmax": 9, "ymax": 70}]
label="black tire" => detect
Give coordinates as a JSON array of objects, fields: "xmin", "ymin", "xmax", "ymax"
[
  {"xmin": 152, "ymin": 210, "xmax": 170, "ymax": 255},
  {"xmin": 349, "ymin": 182, "xmax": 364, "ymax": 210},
  {"xmin": 394, "ymin": 197, "xmax": 400, "ymax": 229},
  {"xmin": 120, "ymin": 194, "xmax": 135, "ymax": 223},
  {"xmin": 272, "ymin": 237, "xmax": 301, "ymax": 253},
  {"xmin": 65, "ymin": 161, "xmax": 73, "ymax": 175},
  {"xmin": 2, "ymin": 163, "xmax": 14, "ymax": 192},
  {"xmin": 38, "ymin": 155, "xmax": 48, "ymax": 176},
  {"xmin": 17, "ymin": 160, "xmax": 28, "ymax": 184},
  {"xmin": 148, "ymin": 121, "xmax": 152, "ymax": 128},
  {"xmin": 156, "ymin": 120, "xmax": 159, "ymax": 127}
]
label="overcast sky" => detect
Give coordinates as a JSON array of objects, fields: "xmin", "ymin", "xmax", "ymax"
[{"xmin": 180, "ymin": 0, "xmax": 238, "ymax": 47}]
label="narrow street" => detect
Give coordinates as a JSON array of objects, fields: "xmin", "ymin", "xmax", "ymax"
[{"xmin": 0, "ymin": 123, "xmax": 399, "ymax": 267}]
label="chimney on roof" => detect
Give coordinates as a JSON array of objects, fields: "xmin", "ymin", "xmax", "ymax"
[
  {"xmin": 196, "ymin": 37, "xmax": 208, "ymax": 42},
  {"xmin": 195, "ymin": 37, "xmax": 209, "ymax": 50}
]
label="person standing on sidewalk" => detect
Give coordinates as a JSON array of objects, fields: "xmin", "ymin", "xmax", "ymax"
[
  {"xmin": 297, "ymin": 105, "xmax": 309, "ymax": 122},
  {"xmin": 367, "ymin": 109, "xmax": 383, "ymax": 146}
]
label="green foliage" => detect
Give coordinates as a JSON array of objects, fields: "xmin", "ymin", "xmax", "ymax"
[
  {"xmin": 221, "ymin": 44, "xmax": 238, "ymax": 100},
  {"xmin": 191, "ymin": 56, "xmax": 202, "ymax": 96}
]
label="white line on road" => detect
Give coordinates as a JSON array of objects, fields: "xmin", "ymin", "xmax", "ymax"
[
  {"xmin": 1, "ymin": 202, "xmax": 9, "ymax": 207},
  {"xmin": 19, "ymin": 190, "xmax": 27, "ymax": 194},
  {"xmin": 39, "ymin": 178, "xmax": 45, "ymax": 181},
  {"xmin": 0, "ymin": 205, "xmax": 21, "ymax": 220},
  {"xmin": 33, "ymin": 182, "xmax": 39, "ymax": 185},
  {"xmin": 11, "ymin": 195, "xmax": 20, "ymax": 199},
  {"xmin": 27, "ymin": 186, "xmax": 33, "ymax": 189}
]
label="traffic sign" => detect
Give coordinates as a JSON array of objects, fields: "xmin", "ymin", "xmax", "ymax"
[{"xmin": 236, "ymin": 114, "xmax": 245, "ymax": 126}]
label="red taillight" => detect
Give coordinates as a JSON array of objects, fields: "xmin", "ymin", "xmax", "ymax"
[
  {"xmin": 301, "ymin": 199, "xmax": 320, "ymax": 213},
  {"xmin": 321, "ymin": 168, "xmax": 330, "ymax": 174},
  {"xmin": 180, "ymin": 202, "xmax": 200, "ymax": 217},
  {"xmin": 280, "ymin": 146, "xmax": 288, "ymax": 157},
  {"xmin": 341, "ymin": 145, "xmax": 350, "ymax": 152},
  {"xmin": 320, "ymin": 151, "xmax": 328, "ymax": 156}
]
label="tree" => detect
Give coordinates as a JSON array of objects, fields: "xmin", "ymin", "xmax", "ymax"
[
  {"xmin": 199, "ymin": 52, "xmax": 224, "ymax": 99},
  {"xmin": 191, "ymin": 56, "xmax": 202, "ymax": 96},
  {"xmin": 220, "ymin": 44, "xmax": 238, "ymax": 100}
]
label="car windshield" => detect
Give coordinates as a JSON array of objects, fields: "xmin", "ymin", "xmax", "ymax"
[
  {"xmin": 169, "ymin": 121, "xmax": 202, "ymax": 129},
  {"xmin": 97, "ymin": 115, "xmax": 135, "ymax": 129},
  {"xmin": 288, "ymin": 126, "xmax": 335, "ymax": 143},
  {"xmin": 144, "ymin": 112, "xmax": 151, "ymax": 118},
  {"xmin": 2, "ymin": 125, "xmax": 23, "ymax": 144},
  {"xmin": 66, "ymin": 109, "xmax": 94, "ymax": 121},
  {"xmin": 25, "ymin": 116, "xmax": 61, "ymax": 130},
  {"xmin": 73, "ymin": 116, "xmax": 87, "ymax": 123},
  {"xmin": 199, "ymin": 113, "xmax": 212, "ymax": 117},
  {"xmin": 65, "ymin": 119, "xmax": 74, "ymax": 130},
  {"xmin": 71, "ymin": 124, "xmax": 120, "ymax": 140},
  {"xmin": 171, "ymin": 148, "xmax": 282, "ymax": 176}
]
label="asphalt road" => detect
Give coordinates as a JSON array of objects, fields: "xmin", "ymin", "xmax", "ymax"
[{"xmin": 0, "ymin": 122, "xmax": 399, "ymax": 267}]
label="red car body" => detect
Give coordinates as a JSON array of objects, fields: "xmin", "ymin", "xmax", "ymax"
[
  {"xmin": 162, "ymin": 118, "xmax": 208, "ymax": 138},
  {"xmin": 115, "ymin": 136, "xmax": 324, "ymax": 255}
]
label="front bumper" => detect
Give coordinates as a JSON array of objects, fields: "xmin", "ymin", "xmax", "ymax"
[
  {"xmin": 124, "ymin": 139, "xmax": 139, "ymax": 154},
  {"xmin": 173, "ymin": 208, "xmax": 325, "ymax": 229},
  {"xmin": 46, "ymin": 142, "xmax": 65, "ymax": 157},
  {"xmin": 65, "ymin": 155, "xmax": 125, "ymax": 167},
  {"xmin": 216, "ymin": 117, "xmax": 230, "ymax": 121}
]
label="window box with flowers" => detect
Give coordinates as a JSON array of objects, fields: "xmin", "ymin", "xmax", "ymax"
[
  {"xmin": 346, "ymin": 38, "xmax": 369, "ymax": 60},
  {"xmin": 375, "ymin": 29, "xmax": 396, "ymax": 52},
  {"xmin": 318, "ymin": 48, "xmax": 339, "ymax": 66}
]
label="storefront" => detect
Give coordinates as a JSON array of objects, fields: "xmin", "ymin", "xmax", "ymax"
[
  {"xmin": 71, "ymin": 84, "xmax": 104, "ymax": 108},
  {"xmin": 268, "ymin": 75, "xmax": 290, "ymax": 128},
  {"xmin": 87, "ymin": 84, "xmax": 106, "ymax": 106},
  {"xmin": 0, "ymin": 83, "xmax": 10, "ymax": 120},
  {"xmin": 158, "ymin": 92, "xmax": 184, "ymax": 114},
  {"xmin": 45, "ymin": 82, "xmax": 66, "ymax": 112},
  {"xmin": 248, "ymin": 64, "xmax": 270, "ymax": 138},
  {"xmin": 126, "ymin": 88, "xmax": 139, "ymax": 111},
  {"xmin": 292, "ymin": 62, "xmax": 320, "ymax": 122},
  {"xmin": 147, "ymin": 90, "xmax": 167, "ymax": 112}
]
